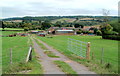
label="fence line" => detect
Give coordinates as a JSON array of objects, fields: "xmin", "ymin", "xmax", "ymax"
[{"xmin": 2, "ymin": 46, "xmax": 32, "ymax": 65}]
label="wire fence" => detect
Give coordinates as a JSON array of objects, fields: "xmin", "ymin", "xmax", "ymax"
[
  {"xmin": 68, "ymin": 38, "xmax": 88, "ymax": 58},
  {"xmin": 91, "ymin": 46, "xmax": 118, "ymax": 65},
  {"xmin": 2, "ymin": 47, "xmax": 29, "ymax": 66}
]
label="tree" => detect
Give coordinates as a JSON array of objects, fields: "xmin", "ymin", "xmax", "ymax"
[
  {"xmin": 100, "ymin": 24, "xmax": 113, "ymax": 35},
  {"xmin": 74, "ymin": 23, "xmax": 84, "ymax": 28},
  {"xmin": 2, "ymin": 21, "xmax": 5, "ymax": 29},
  {"xmin": 55, "ymin": 21, "xmax": 62, "ymax": 27},
  {"xmin": 109, "ymin": 20, "xmax": 120, "ymax": 33},
  {"xmin": 41, "ymin": 21, "xmax": 51, "ymax": 30},
  {"xmin": 102, "ymin": 9, "xmax": 110, "ymax": 22},
  {"xmin": 96, "ymin": 30, "xmax": 102, "ymax": 35}
]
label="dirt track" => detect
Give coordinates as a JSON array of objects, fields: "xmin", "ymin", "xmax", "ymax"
[{"xmin": 31, "ymin": 36, "xmax": 96, "ymax": 74}]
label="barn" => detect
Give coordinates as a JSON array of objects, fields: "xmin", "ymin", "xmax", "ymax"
[{"xmin": 48, "ymin": 27, "xmax": 75, "ymax": 35}]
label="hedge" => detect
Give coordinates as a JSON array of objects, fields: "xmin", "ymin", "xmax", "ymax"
[{"xmin": 102, "ymin": 35, "xmax": 120, "ymax": 40}]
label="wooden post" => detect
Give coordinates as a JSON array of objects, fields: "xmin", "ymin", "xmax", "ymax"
[
  {"xmin": 92, "ymin": 52, "xmax": 94, "ymax": 60},
  {"xmin": 86, "ymin": 42, "xmax": 90, "ymax": 60},
  {"xmin": 26, "ymin": 46, "xmax": 32, "ymax": 63},
  {"xmin": 101, "ymin": 48, "xmax": 104, "ymax": 64},
  {"xmin": 10, "ymin": 48, "xmax": 12, "ymax": 64},
  {"xmin": 29, "ymin": 49, "xmax": 32, "ymax": 61}
]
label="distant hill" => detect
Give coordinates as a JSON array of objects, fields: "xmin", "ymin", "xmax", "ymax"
[{"xmin": 2, "ymin": 16, "xmax": 118, "ymax": 21}]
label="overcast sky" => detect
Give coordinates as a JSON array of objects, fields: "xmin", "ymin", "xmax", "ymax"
[{"xmin": 0, "ymin": 0, "xmax": 119, "ymax": 18}]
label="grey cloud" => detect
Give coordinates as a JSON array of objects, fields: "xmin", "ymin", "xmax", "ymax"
[{"xmin": 1, "ymin": 1, "xmax": 118, "ymax": 18}]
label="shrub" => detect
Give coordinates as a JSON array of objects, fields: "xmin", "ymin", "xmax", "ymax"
[
  {"xmin": 82, "ymin": 31, "xmax": 89, "ymax": 34},
  {"xmin": 102, "ymin": 35, "xmax": 120, "ymax": 40},
  {"xmin": 24, "ymin": 27, "xmax": 29, "ymax": 31},
  {"xmin": 96, "ymin": 30, "xmax": 102, "ymax": 36},
  {"xmin": 76, "ymin": 31, "xmax": 82, "ymax": 34}
]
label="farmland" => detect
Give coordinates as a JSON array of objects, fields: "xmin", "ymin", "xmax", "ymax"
[
  {"xmin": 0, "ymin": 28, "xmax": 24, "ymax": 31},
  {"xmin": 2, "ymin": 31, "xmax": 43, "ymax": 74},
  {"xmin": 37, "ymin": 35, "xmax": 118, "ymax": 74}
]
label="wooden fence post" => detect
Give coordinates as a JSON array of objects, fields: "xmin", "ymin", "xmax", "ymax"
[
  {"xmin": 29, "ymin": 49, "xmax": 32, "ymax": 61},
  {"xmin": 26, "ymin": 46, "xmax": 32, "ymax": 63},
  {"xmin": 10, "ymin": 48, "xmax": 12, "ymax": 64},
  {"xmin": 86, "ymin": 42, "xmax": 90, "ymax": 60},
  {"xmin": 92, "ymin": 52, "xmax": 94, "ymax": 60},
  {"xmin": 101, "ymin": 48, "xmax": 104, "ymax": 64}
]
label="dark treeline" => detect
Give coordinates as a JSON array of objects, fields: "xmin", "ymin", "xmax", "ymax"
[{"xmin": 2, "ymin": 16, "xmax": 118, "ymax": 21}]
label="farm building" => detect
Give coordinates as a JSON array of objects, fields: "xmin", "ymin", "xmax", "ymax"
[
  {"xmin": 29, "ymin": 30, "xmax": 45, "ymax": 34},
  {"xmin": 48, "ymin": 27, "xmax": 75, "ymax": 35}
]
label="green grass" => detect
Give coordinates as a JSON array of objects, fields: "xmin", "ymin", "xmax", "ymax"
[
  {"xmin": 0, "ymin": 28, "xmax": 24, "ymax": 31},
  {"xmin": 2, "ymin": 31, "xmax": 43, "ymax": 74},
  {"xmin": 1, "ymin": 31, "xmax": 24, "ymax": 36},
  {"xmin": 2, "ymin": 36, "xmax": 30, "ymax": 73},
  {"xmin": 26, "ymin": 49, "xmax": 43, "ymax": 74},
  {"xmin": 37, "ymin": 35, "xmax": 118, "ymax": 74},
  {"xmin": 44, "ymin": 51, "xmax": 60, "ymax": 58},
  {"xmin": 54, "ymin": 60, "xmax": 77, "ymax": 75},
  {"xmin": 3, "ymin": 49, "xmax": 43, "ymax": 74}
]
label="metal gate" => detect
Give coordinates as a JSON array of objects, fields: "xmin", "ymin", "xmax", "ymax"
[{"xmin": 68, "ymin": 38, "xmax": 88, "ymax": 58}]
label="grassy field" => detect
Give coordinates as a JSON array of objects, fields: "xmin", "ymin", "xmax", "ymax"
[
  {"xmin": 2, "ymin": 35, "xmax": 30, "ymax": 73},
  {"xmin": 37, "ymin": 35, "xmax": 118, "ymax": 74},
  {"xmin": 0, "ymin": 31, "xmax": 25, "ymax": 36},
  {"xmin": 0, "ymin": 28, "xmax": 24, "ymax": 31},
  {"xmin": 2, "ymin": 31, "xmax": 43, "ymax": 74}
]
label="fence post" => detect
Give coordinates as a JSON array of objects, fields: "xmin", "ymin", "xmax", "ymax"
[
  {"xmin": 92, "ymin": 52, "xmax": 94, "ymax": 60},
  {"xmin": 26, "ymin": 46, "xmax": 32, "ymax": 63},
  {"xmin": 101, "ymin": 48, "xmax": 104, "ymax": 64},
  {"xmin": 29, "ymin": 48, "xmax": 32, "ymax": 61},
  {"xmin": 86, "ymin": 42, "xmax": 90, "ymax": 60},
  {"xmin": 10, "ymin": 48, "xmax": 12, "ymax": 64}
]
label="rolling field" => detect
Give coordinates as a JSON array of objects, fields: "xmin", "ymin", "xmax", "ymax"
[
  {"xmin": 37, "ymin": 35, "xmax": 118, "ymax": 73},
  {"xmin": 2, "ymin": 31, "xmax": 43, "ymax": 74},
  {"xmin": 0, "ymin": 28, "xmax": 24, "ymax": 31},
  {"xmin": 2, "ymin": 36, "xmax": 30, "ymax": 72},
  {"xmin": 1, "ymin": 31, "xmax": 24, "ymax": 36},
  {"xmin": 2, "ymin": 31, "xmax": 29, "ymax": 73}
]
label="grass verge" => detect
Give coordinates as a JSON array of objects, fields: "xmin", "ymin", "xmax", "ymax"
[
  {"xmin": 44, "ymin": 51, "xmax": 60, "ymax": 58},
  {"xmin": 54, "ymin": 60, "xmax": 77, "ymax": 75}
]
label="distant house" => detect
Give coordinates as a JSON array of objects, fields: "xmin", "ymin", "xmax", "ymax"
[
  {"xmin": 30, "ymin": 30, "xmax": 39, "ymax": 34},
  {"xmin": 30, "ymin": 30, "xmax": 45, "ymax": 34},
  {"xmin": 82, "ymin": 26, "xmax": 100, "ymax": 33},
  {"xmin": 48, "ymin": 27, "xmax": 75, "ymax": 35},
  {"xmin": 82, "ymin": 26, "xmax": 91, "ymax": 31}
]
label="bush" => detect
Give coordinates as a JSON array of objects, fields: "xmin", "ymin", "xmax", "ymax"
[
  {"xmin": 82, "ymin": 31, "xmax": 89, "ymax": 34},
  {"xmin": 76, "ymin": 31, "xmax": 82, "ymax": 34},
  {"xmin": 24, "ymin": 27, "xmax": 29, "ymax": 31},
  {"xmin": 96, "ymin": 30, "xmax": 102, "ymax": 36},
  {"xmin": 102, "ymin": 35, "xmax": 120, "ymax": 40}
]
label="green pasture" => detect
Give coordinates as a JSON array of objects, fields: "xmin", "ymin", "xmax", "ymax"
[
  {"xmin": 1, "ymin": 31, "xmax": 24, "ymax": 36},
  {"xmin": 2, "ymin": 31, "xmax": 43, "ymax": 74},
  {"xmin": 37, "ymin": 35, "xmax": 118, "ymax": 74},
  {"xmin": 0, "ymin": 28, "xmax": 24, "ymax": 31},
  {"xmin": 2, "ymin": 36, "xmax": 30, "ymax": 72}
]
